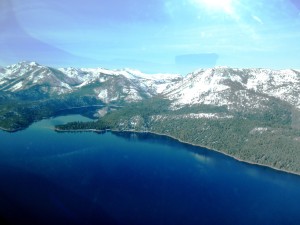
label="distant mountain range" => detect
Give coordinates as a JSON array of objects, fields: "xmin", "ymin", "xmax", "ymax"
[
  {"xmin": 1, "ymin": 61, "xmax": 300, "ymax": 174},
  {"xmin": 1, "ymin": 62, "xmax": 300, "ymax": 110},
  {"xmin": 0, "ymin": 61, "xmax": 180, "ymax": 102}
]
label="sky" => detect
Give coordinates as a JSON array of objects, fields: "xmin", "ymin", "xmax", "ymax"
[{"xmin": 1, "ymin": 0, "xmax": 300, "ymax": 73}]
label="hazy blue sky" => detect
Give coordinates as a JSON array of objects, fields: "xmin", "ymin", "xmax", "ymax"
[{"xmin": 1, "ymin": 0, "xmax": 300, "ymax": 73}]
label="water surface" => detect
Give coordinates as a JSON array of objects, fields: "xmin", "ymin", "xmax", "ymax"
[{"xmin": 0, "ymin": 115, "xmax": 300, "ymax": 225}]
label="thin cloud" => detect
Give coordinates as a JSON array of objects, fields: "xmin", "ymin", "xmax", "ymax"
[{"xmin": 252, "ymin": 15, "xmax": 264, "ymax": 24}]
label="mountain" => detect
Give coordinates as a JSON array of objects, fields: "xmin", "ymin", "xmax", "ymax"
[
  {"xmin": 0, "ymin": 62, "xmax": 76, "ymax": 99},
  {"xmin": 0, "ymin": 62, "xmax": 181, "ymax": 102},
  {"xmin": 163, "ymin": 67, "xmax": 300, "ymax": 111},
  {"xmin": 2, "ymin": 62, "xmax": 300, "ymax": 111}
]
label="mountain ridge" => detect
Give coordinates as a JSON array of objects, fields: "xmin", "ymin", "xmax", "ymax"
[
  {"xmin": 0, "ymin": 61, "xmax": 181, "ymax": 102},
  {"xmin": 1, "ymin": 62, "xmax": 300, "ymax": 109}
]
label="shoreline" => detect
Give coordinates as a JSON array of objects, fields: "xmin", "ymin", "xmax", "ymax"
[
  {"xmin": 55, "ymin": 127, "xmax": 300, "ymax": 177},
  {"xmin": 0, "ymin": 126, "xmax": 22, "ymax": 132}
]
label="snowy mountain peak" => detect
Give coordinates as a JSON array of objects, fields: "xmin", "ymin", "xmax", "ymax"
[
  {"xmin": 164, "ymin": 67, "xmax": 300, "ymax": 110},
  {"xmin": 15, "ymin": 61, "xmax": 40, "ymax": 68},
  {"xmin": 60, "ymin": 66, "xmax": 181, "ymax": 81}
]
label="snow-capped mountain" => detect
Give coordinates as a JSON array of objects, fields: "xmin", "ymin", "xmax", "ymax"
[
  {"xmin": 0, "ymin": 61, "xmax": 77, "ymax": 95},
  {"xmin": 58, "ymin": 67, "xmax": 181, "ymax": 103},
  {"xmin": 1, "ymin": 62, "xmax": 300, "ymax": 111},
  {"xmin": 163, "ymin": 67, "xmax": 300, "ymax": 111},
  {"xmin": 0, "ymin": 62, "xmax": 181, "ymax": 102}
]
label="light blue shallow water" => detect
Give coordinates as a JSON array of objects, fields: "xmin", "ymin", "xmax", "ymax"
[{"xmin": 1, "ymin": 115, "xmax": 300, "ymax": 225}]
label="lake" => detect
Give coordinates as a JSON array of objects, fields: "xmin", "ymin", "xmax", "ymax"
[{"xmin": 1, "ymin": 115, "xmax": 300, "ymax": 225}]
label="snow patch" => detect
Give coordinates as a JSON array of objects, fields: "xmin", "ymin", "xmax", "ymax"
[
  {"xmin": 250, "ymin": 127, "xmax": 268, "ymax": 134},
  {"xmin": 9, "ymin": 82, "xmax": 23, "ymax": 91},
  {"xmin": 97, "ymin": 89, "xmax": 108, "ymax": 103},
  {"xmin": 151, "ymin": 113, "xmax": 233, "ymax": 121}
]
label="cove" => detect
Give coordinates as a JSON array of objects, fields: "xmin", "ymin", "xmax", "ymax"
[{"xmin": 1, "ymin": 115, "xmax": 300, "ymax": 225}]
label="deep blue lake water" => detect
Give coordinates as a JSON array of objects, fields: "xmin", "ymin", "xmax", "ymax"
[{"xmin": 1, "ymin": 115, "xmax": 300, "ymax": 225}]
